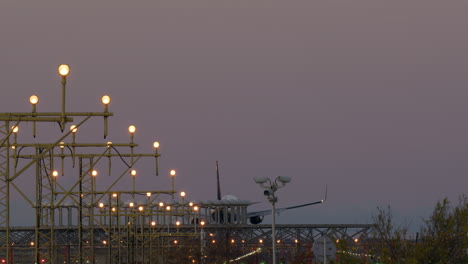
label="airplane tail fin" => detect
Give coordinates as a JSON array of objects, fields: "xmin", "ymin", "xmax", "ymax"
[{"xmin": 216, "ymin": 161, "xmax": 221, "ymax": 200}]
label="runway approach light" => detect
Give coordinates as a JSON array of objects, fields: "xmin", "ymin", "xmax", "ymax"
[
  {"xmin": 58, "ymin": 64, "xmax": 70, "ymax": 77},
  {"xmin": 101, "ymin": 95, "xmax": 111, "ymax": 105},
  {"xmin": 29, "ymin": 95, "xmax": 39, "ymax": 105}
]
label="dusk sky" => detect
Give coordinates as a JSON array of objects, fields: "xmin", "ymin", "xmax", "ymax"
[{"xmin": 1, "ymin": 1, "xmax": 467, "ymax": 228}]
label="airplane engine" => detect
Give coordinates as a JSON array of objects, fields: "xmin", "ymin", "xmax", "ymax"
[{"xmin": 249, "ymin": 216, "xmax": 264, "ymax": 225}]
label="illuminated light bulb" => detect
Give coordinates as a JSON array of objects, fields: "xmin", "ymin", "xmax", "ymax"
[
  {"xmin": 277, "ymin": 240, "xmax": 281, "ymax": 243},
  {"xmin": 112, "ymin": 207, "xmax": 116, "ymax": 212},
  {"xmin": 29, "ymin": 95, "xmax": 39, "ymax": 105},
  {"xmin": 212, "ymin": 240, "xmax": 216, "ymax": 244},
  {"xmin": 189, "ymin": 202, "xmax": 193, "ymax": 207},
  {"xmin": 176, "ymin": 221, "xmax": 180, "ymax": 226},
  {"xmin": 146, "ymin": 192, "xmax": 151, "ymax": 197},
  {"xmin": 170, "ymin": 169, "xmax": 176, "ymax": 176},
  {"xmin": 128, "ymin": 125, "xmax": 136, "ymax": 134},
  {"xmin": 259, "ymin": 239, "xmax": 263, "ymax": 243},
  {"xmin": 231, "ymin": 239, "xmax": 235, "ymax": 243},
  {"xmin": 159, "ymin": 202, "xmax": 164, "ymax": 207},
  {"xmin": 129, "ymin": 202, "xmax": 134, "ymax": 207},
  {"xmin": 102, "ymin": 240, "xmax": 107, "ymax": 245},
  {"xmin": 52, "ymin": 171, "xmax": 59, "ymax": 177},
  {"xmin": 11, "ymin": 126, "xmax": 19, "ymax": 133},
  {"xmin": 99, "ymin": 203, "xmax": 104, "ymax": 208},
  {"xmin": 112, "ymin": 193, "xmax": 117, "ymax": 198},
  {"xmin": 151, "ymin": 221, "xmax": 156, "ymax": 226},
  {"xmin": 11, "ymin": 146, "xmax": 16, "ymax": 150},
  {"xmin": 130, "ymin": 170, "xmax": 137, "ymax": 176},
  {"xmin": 153, "ymin": 141, "xmax": 160, "ymax": 149},
  {"xmin": 180, "ymin": 191, "xmax": 186, "ymax": 197},
  {"xmin": 58, "ymin": 64, "xmax": 70, "ymax": 77},
  {"xmin": 70, "ymin": 125, "xmax": 78, "ymax": 133},
  {"xmin": 91, "ymin": 170, "xmax": 98, "ymax": 177},
  {"xmin": 174, "ymin": 240, "xmax": 178, "ymax": 244},
  {"xmin": 138, "ymin": 206, "xmax": 144, "ymax": 211},
  {"xmin": 166, "ymin": 206, "xmax": 171, "ymax": 211},
  {"xmin": 200, "ymin": 220, "xmax": 205, "ymax": 226},
  {"xmin": 193, "ymin": 206, "xmax": 199, "ymax": 211},
  {"xmin": 60, "ymin": 142, "xmax": 65, "ymax": 149},
  {"xmin": 101, "ymin": 95, "xmax": 111, "ymax": 105}
]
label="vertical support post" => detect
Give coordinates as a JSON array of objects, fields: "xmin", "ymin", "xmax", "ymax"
[{"xmin": 272, "ymin": 200, "xmax": 276, "ymax": 264}]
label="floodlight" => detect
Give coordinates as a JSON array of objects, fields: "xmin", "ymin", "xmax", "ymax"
[
  {"xmin": 254, "ymin": 177, "xmax": 268, "ymax": 184},
  {"xmin": 277, "ymin": 176, "xmax": 291, "ymax": 184}
]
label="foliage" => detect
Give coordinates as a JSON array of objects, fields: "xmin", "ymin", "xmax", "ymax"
[
  {"xmin": 370, "ymin": 196, "xmax": 467, "ymax": 264},
  {"xmin": 416, "ymin": 196, "xmax": 468, "ymax": 264},
  {"xmin": 370, "ymin": 206, "xmax": 414, "ymax": 264}
]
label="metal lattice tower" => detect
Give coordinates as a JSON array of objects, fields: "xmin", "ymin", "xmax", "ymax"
[
  {"xmin": 0, "ymin": 122, "xmax": 12, "ymax": 263},
  {"xmin": 36, "ymin": 147, "xmax": 56, "ymax": 264}
]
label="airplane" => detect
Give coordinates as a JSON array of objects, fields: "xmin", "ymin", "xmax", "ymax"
[{"xmin": 211, "ymin": 161, "xmax": 327, "ymax": 225}]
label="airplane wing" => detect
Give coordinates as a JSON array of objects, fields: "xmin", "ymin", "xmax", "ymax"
[
  {"xmin": 247, "ymin": 186, "xmax": 328, "ymax": 218},
  {"xmin": 247, "ymin": 200, "xmax": 324, "ymax": 218}
]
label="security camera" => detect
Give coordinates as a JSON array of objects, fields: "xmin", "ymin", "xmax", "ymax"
[
  {"xmin": 277, "ymin": 176, "xmax": 291, "ymax": 184},
  {"xmin": 254, "ymin": 177, "xmax": 268, "ymax": 184}
]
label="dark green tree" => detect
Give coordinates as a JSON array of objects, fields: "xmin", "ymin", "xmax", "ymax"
[
  {"xmin": 415, "ymin": 196, "xmax": 467, "ymax": 264},
  {"xmin": 370, "ymin": 196, "xmax": 467, "ymax": 264},
  {"xmin": 369, "ymin": 206, "xmax": 415, "ymax": 264}
]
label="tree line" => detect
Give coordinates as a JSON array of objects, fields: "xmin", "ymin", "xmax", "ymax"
[{"xmin": 366, "ymin": 195, "xmax": 467, "ymax": 264}]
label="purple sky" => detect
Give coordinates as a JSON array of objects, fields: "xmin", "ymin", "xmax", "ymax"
[{"xmin": 1, "ymin": 1, "xmax": 467, "ymax": 227}]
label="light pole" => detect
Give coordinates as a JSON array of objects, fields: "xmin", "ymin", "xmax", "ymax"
[{"xmin": 254, "ymin": 176, "xmax": 291, "ymax": 264}]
